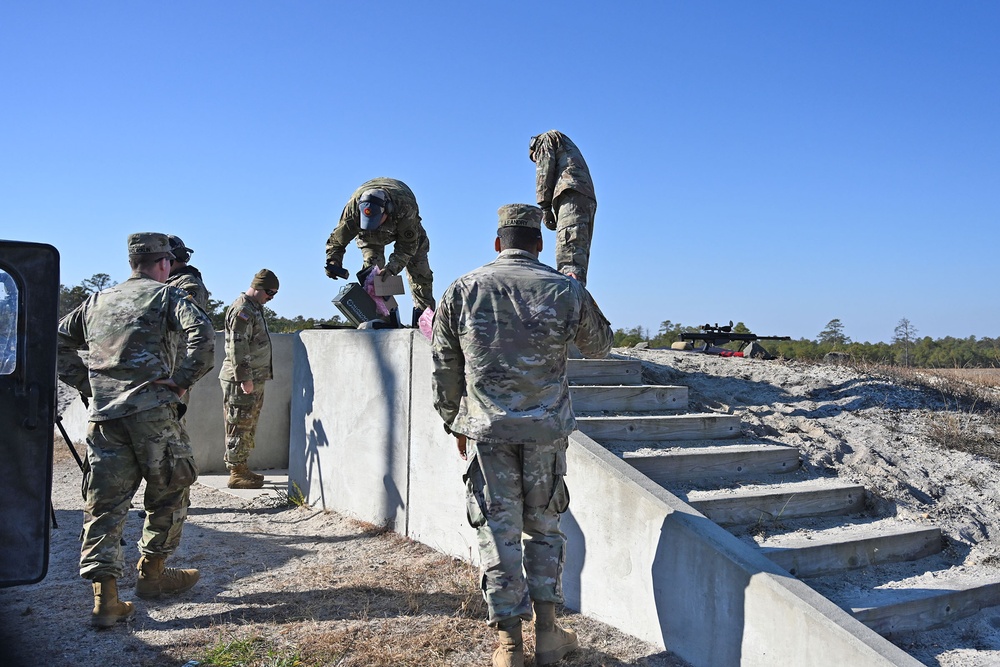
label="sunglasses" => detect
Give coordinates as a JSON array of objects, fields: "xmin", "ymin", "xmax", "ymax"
[{"xmin": 264, "ymin": 289, "xmax": 278, "ymax": 297}]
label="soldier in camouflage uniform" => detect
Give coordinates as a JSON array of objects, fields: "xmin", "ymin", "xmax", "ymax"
[
  {"xmin": 219, "ymin": 269, "xmax": 277, "ymax": 489},
  {"xmin": 431, "ymin": 204, "xmax": 613, "ymax": 667},
  {"xmin": 57, "ymin": 232, "xmax": 215, "ymax": 628},
  {"xmin": 165, "ymin": 235, "xmax": 211, "ymax": 312},
  {"xmin": 325, "ymin": 177, "xmax": 435, "ymax": 325},
  {"xmin": 165, "ymin": 235, "xmax": 212, "ymax": 416},
  {"xmin": 529, "ymin": 131, "xmax": 597, "ymax": 287}
]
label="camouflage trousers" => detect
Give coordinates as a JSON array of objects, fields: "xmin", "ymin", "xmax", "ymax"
[
  {"xmin": 464, "ymin": 438, "xmax": 570, "ymax": 627},
  {"xmin": 553, "ymin": 190, "xmax": 597, "ymax": 287},
  {"xmin": 221, "ymin": 379, "xmax": 265, "ymax": 468},
  {"xmin": 79, "ymin": 404, "xmax": 198, "ymax": 580},
  {"xmin": 358, "ymin": 235, "xmax": 435, "ymax": 311}
]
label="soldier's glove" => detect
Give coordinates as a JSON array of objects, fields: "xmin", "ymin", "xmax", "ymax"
[
  {"xmin": 325, "ymin": 262, "xmax": 349, "ymax": 280},
  {"xmin": 382, "ymin": 262, "xmax": 401, "ymax": 280},
  {"xmin": 542, "ymin": 208, "xmax": 557, "ymax": 231}
]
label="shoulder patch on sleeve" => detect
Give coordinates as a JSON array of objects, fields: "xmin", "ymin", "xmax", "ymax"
[
  {"xmin": 403, "ymin": 229, "xmax": 416, "ymax": 240},
  {"xmin": 237, "ymin": 311, "xmax": 250, "ymax": 321}
]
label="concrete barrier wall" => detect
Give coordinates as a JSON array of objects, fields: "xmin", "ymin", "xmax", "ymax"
[
  {"xmin": 288, "ymin": 329, "xmax": 920, "ymax": 667},
  {"xmin": 60, "ymin": 331, "xmax": 294, "ymax": 474}
]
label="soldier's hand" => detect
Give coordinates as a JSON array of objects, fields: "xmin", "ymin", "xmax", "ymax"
[
  {"xmin": 325, "ymin": 262, "xmax": 348, "ymax": 280},
  {"xmin": 542, "ymin": 208, "xmax": 557, "ymax": 231},
  {"xmin": 454, "ymin": 434, "xmax": 468, "ymax": 460},
  {"xmin": 240, "ymin": 379, "xmax": 254, "ymax": 394},
  {"xmin": 154, "ymin": 377, "xmax": 186, "ymax": 399}
]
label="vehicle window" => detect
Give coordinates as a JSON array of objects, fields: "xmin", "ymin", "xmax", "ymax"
[{"xmin": 0, "ymin": 270, "xmax": 17, "ymax": 375}]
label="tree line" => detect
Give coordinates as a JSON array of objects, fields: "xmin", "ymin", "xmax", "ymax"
[
  {"xmin": 616, "ymin": 317, "xmax": 1000, "ymax": 368},
  {"xmin": 60, "ymin": 276, "xmax": 999, "ymax": 368}
]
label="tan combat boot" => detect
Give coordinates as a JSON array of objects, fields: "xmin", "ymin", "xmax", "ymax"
[
  {"xmin": 492, "ymin": 620, "xmax": 524, "ymax": 667},
  {"xmin": 533, "ymin": 601, "xmax": 578, "ymax": 665},
  {"xmin": 91, "ymin": 576, "xmax": 135, "ymax": 628},
  {"xmin": 228, "ymin": 463, "xmax": 264, "ymax": 489},
  {"xmin": 136, "ymin": 554, "xmax": 200, "ymax": 599}
]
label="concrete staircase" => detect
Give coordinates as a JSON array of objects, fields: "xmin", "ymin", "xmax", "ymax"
[{"xmin": 568, "ymin": 357, "xmax": 1000, "ymax": 643}]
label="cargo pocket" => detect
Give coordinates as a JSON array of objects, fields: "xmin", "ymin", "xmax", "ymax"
[
  {"xmin": 226, "ymin": 390, "xmax": 255, "ymax": 433},
  {"xmin": 463, "ymin": 454, "xmax": 488, "ymax": 529},
  {"xmin": 167, "ymin": 437, "xmax": 199, "ymax": 488},
  {"xmin": 80, "ymin": 455, "xmax": 91, "ymax": 502},
  {"xmin": 168, "ymin": 456, "xmax": 198, "ymax": 488},
  {"xmin": 547, "ymin": 476, "xmax": 570, "ymax": 514},
  {"xmin": 546, "ymin": 443, "xmax": 570, "ymax": 514}
]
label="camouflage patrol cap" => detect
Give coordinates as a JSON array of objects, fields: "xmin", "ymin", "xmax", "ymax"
[
  {"xmin": 167, "ymin": 235, "xmax": 193, "ymax": 263},
  {"xmin": 127, "ymin": 232, "xmax": 175, "ymax": 260},
  {"xmin": 497, "ymin": 203, "xmax": 543, "ymax": 230}
]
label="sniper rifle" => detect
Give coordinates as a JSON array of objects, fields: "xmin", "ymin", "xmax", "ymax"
[{"xmin": 680, "ymin": 321, "xmax": 791, "ymax": 351}]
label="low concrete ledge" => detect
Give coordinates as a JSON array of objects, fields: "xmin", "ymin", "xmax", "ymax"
[{"xmin": 287, "ymin": 329, "xmax": 921, "ymax": 666}]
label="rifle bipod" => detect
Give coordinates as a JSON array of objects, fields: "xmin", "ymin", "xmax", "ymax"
[
  {"xmin": 52, "ymin": 415, "xmax": 128, "ymax": 545},
  {"xmin": 50, "ymin": 415, "xmax": 84, "ymax": 530}
]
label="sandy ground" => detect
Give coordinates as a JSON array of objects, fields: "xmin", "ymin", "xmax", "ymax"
[
  {"xmin": 5, "ymin": 349, "xmax": 1000, "ymax": 666},
  {"xmin": 0, "ymin": 380, "xmax": 689, "ymax": 667},
  {"xmin": 624, "ymin": 348, "xmax": 1000, "ymax": 667}
]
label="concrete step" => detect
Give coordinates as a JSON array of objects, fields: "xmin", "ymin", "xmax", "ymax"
[
  {"xmin": 685, "ymin": 479, "xmax": 866, "ymax": 526},
  {"xmin": 570, "ymin": 384, "xmax": 688, "ymax": 412},
  {"xmin": 576, "ymin": 414, "xmax": 741, "ymax": 441},
  {"xmin": 567, "ymin": 358, "xmax": 642, "ymax": 385},
  {"xmin": 847, "ymin": 576, "xmax": 1000, "ymax": 636},
  {"xmin": 624, "ymin": 444, "xmax": 800, "ymax": 484},
  {"xmin": 758, "ymin": 524, "xmax": 943, "ymax": 578}
]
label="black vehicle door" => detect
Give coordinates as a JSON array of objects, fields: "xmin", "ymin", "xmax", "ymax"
[{"xmin": 0, "ymin": 241, "xmax": 59, "ymax": 587}]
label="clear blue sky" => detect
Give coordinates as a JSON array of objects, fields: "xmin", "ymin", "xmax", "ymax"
[{"xmin": 2, "ymin": 2, "xmax": 997, "ymax": 343}]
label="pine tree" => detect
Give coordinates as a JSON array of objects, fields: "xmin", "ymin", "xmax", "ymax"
[
  {"xmin": 818, "ymin": 319, "xmax": 851, "ymax": 347},
  {"xmin": 893, "ymin": 318, "xmax": 918, "ymax": 367}
]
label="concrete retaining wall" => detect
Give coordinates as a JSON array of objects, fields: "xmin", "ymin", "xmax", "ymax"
[
  {"xmin": 60, "ymin": 327, "xmax": 920, "ymax": 664},
  {"xmin": 287, "ymin": 329, "xmax": 920, "ymax": 667},
  {"xmin": 60, "ymin": 331, "xmax": 294, "ymax": 474}
]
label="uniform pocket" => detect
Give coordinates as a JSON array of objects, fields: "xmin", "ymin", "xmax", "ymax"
[
  {"xmin": 166, "ymin": 436, "xmax": 199, "ymax": 487},
  {"xmin": 463, "ymin": 454, "xmax": 488, "ymax": 529},
  {"xmin": 168, "ymin": 455, "xmax": 198, "ymax": 488},
  {"xmin": 80, "ymin": 454, "xmax": 91, "ymax": 502},
  {"xmin": 547, "ymin": 476, "xmax": 570, "ymax": 514},
  {"xmin": 547, "ymin": 441, "xmax": 570, "ymax": 514}
]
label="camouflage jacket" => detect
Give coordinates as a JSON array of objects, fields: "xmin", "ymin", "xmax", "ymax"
[
  {"xmin": 219, "ymin": 292, "xmax": 273, "ymax": 383},
  {"xmin": 57, "ymin": 271, "xmax": 216, "ymax": 421},
  {"xmin": 431, "ymin": 249, "xmax": 613, "ymax": 444},
  {"xmin": 533, "ymin": 131, "xmax": 596, "ymax": 209},
  {"xmin": 165, "ymin": 264, "xmax": 211, "ymax": 312},
  {"xmin": 325, "ymin": 178, "xmax": 426, "ymax": 276}
]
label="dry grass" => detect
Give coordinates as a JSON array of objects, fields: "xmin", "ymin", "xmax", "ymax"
[
  {"xmin": 855, "ymin": 363, "xmax": 1000, "ymax": 461},
  {"xmin": 44, "ymin": 394, "xmax": 687, "ymax": 667}
]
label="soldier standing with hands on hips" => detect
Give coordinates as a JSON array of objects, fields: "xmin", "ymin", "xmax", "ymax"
[
  {"xmin": 219, "ymin": 269, "xmax": 278, "ymax": 490},
  {"xmin": 431, "ymin": 204, "xmax": 613, "ymax": 667},
  {"xmin": 57, "ymin": 232, "xmax": 215, "ymax": 628},
  {"xmin": 325, "ymin": 177, "xmax": 435, "ymax": 326}
]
